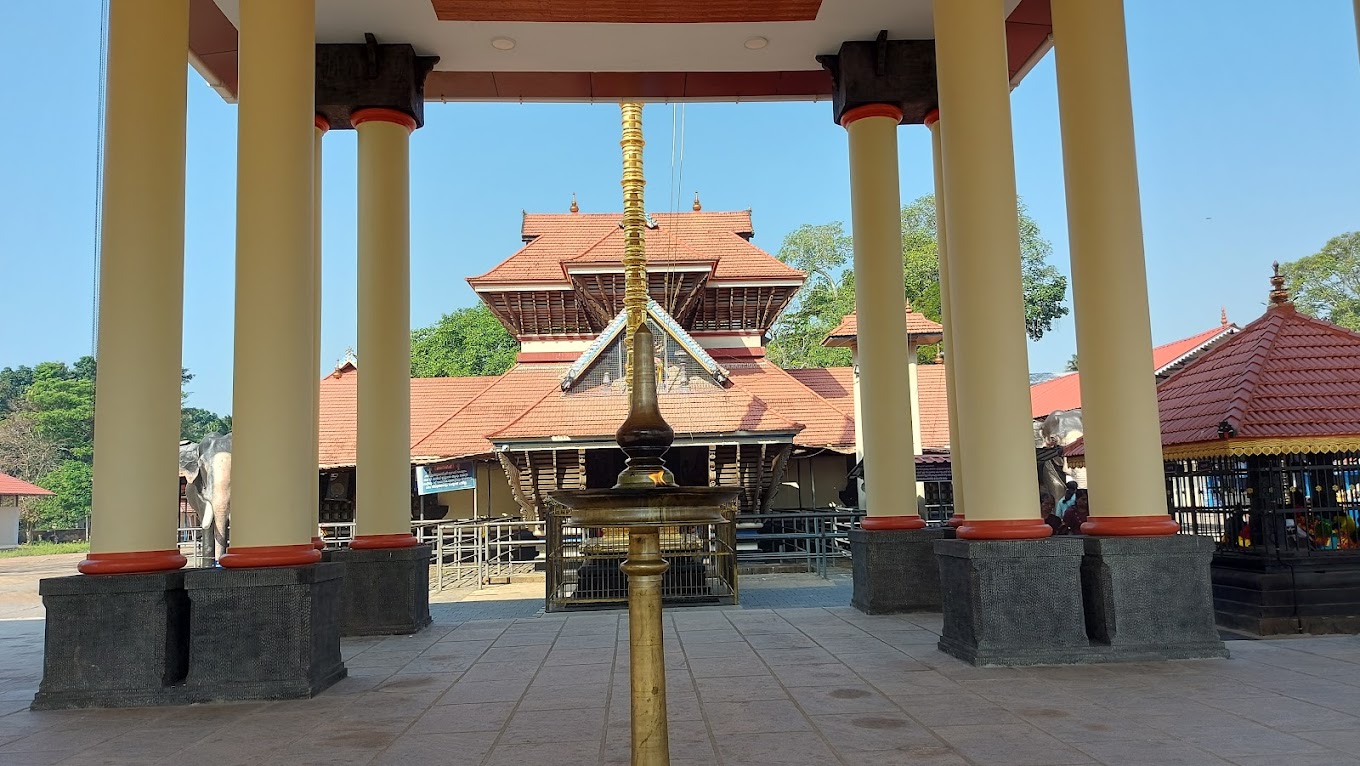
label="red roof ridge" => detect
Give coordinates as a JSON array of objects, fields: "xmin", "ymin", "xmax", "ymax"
[
  {"xmin": 1221, "ymin": 312, "xmax": 1284, "ymax": 432},
  {"xmin": 410, "ymin": 369, "xmax": 518, "ymax": 447}
]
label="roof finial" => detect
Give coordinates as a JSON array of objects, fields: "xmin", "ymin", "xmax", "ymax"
[
  {"xmin": 569, "ymin": 193, "xmax": 579, "ymax": 214},
  {"xmin": 1269, "ymin": 261, "xmax": 1291, "ymax": 306},
  {"xmin": 935, "ymin": 349, "xmax": 944, "ymax": 364},
  {"xmin": 1221, "ymin": 305, "xmax": 1228, "ymax": 326},
  {"xmin": 692, "ymin": 192, "xmax": 701, "ymax": 211}
]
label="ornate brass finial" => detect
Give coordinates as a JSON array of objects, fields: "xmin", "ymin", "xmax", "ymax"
[
  {"xmin": 620, "ymin": 102, "xmax": 647, "ymax": 384},
  {"xmin": 935, "ymin": 349, "xmax": 944, "ymax": 364},
  {"xmin": 1221, "ymin": 306, "xmax": 1228, "ymax": 326},
  {"xmin": 569, "ymin": 193, "xmax": 579, "ymax": 213},
  {"xmin": 692, "ymin": 192, "xmax": 702, "ymax": 211},
  {"xmin": 1269, "ymin": 261, "xmax": 1291, "ymax": 306}
]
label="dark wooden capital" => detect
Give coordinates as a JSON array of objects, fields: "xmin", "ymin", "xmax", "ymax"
[
  {"xmin": 817, "ymin": 33, "xmax": 937, "ymax": 126},
  {"xmin": 315, "ymin": 35, "xmax": 438, "ymax": 130}
]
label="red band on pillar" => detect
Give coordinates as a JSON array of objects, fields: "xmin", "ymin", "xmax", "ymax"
[
  {"xmin": 946, "ymin": 513, "xmax": 964, "ymax": 528},
  {"xmin": 78, "ymin": 550, "xmax": 187, "ymax": 575},
  {"xmin": 956, "ymin": 518, "xmax": 1054, "ymax": 540},
  {"xmin": 350, "ymin": 533, "xmax": 422, "ymax": 550},
  {"xmin": 860, "ymin": 515, "xmax": 927, "ymax": 531},
  {"xmin": 314, "ymin": 115, "xmax": 330, "ymax": 133},
  {"xmin": 311, "ymin": 536, "xmax": 325, "ymax": 550},
  {"xmin": 923, "ymin": 108, "xmax": 940, "ymax": 126},
  {"xmin": 218, "ymin": 544, "xmax": 322, "ymax": 568},
  {"xmin": 840, "ymin": 103, "xmax": 904, "ymax": 128},
  {"xmin": 1081, "ymin": 515, "xmax": 1180, "ymax": 537},
  {"xmin": 350, "ymin": 107, "xmax": 417, "ymax": 133}
]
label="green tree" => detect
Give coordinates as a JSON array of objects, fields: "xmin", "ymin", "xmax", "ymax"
[
  {"xmin": 411, "ymin": 304, "xmax": 519, "ymax": 377},
  {"xmin": 1279, "ymin": 231, "xmax": 1360, "ymax": 332},
  {"xmin": 0, "ymin": 365, "xmax": 35, "ymax": 414},
  {"xmin": 1065, "ymin": 354, "xmax": 1079, "ymax": 372},
  {"xmin": 181, "ymin": 408, "xmax": 231, "ymax": 442},
  {"xmin": 28, "ymin": 460, "xmax": 94, "ymax": 530},
  {"xmin": 23, "ymin": 362, "xmax": 95, "ymax": 461},
  {"xmin": 767, "ymin": 195, "xmax": 1069, "ymax": 369}
]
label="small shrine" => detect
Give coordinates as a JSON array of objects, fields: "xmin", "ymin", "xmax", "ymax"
[{"xmin": 1068, "ymin": 265, "xmax": 1360, "ymax": 635}]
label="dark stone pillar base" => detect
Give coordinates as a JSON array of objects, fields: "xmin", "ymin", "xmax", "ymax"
[
  {"xmin": 851, "ymin": 527, "xmax": 955, "ymax": 614},
  {"xmin": 1082, "ymin": 536, "xmax": 1228, "ymax": 660},
  {"xmin": 33, "ymin": 571, "xmax": 189, "ymax": 710},
  {"xmin": 182, "ymin": 563, "xmax": 346, "ymax": 702},
  {"xmin": 936, "ymin": 538, "xmax": 1091, "ymax": 666},
  {"xmin": 324, "ymin": 546, "xmax": 432, "ymax": 636}
]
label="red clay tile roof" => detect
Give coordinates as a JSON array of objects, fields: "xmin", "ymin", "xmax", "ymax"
[
  {"xmin": 1030, "ymin": 323, "xmax": 1239, "ymax": 418},
  {"xmin": 467, "ymin": 210, "xmax": 804, "ymax": 286},
  {"xmin": 823, "ymin": 309, "xmax": 945, "ymax": 347},
  {"xmin": 784, "ymin": 363, "xmax": 952, "ymax": 450},
  {"xmin": 410, "ymin": 363, "xmax": 570, "ymax": 460},
  {"xmin": 1154, "ymin": 304, "xmax": 1360, "ymax": 448},
  {"xmin": 723, "ymin": 360, "xmax": 854, "ymax": 449},
  {"xmin": 318, "ymin": 368, "xmax": 498, "ymax": 467},
  {"xmin": 1067, "ymin": 303, "xmax": 1360, "ymax": 459},
  {"xmin": 489, "ymin": 382, "xmax": 802, "ymax": 443},
  {"xmin": 0, "ymin": 471, "xmax": 54, "ymax": 497}
]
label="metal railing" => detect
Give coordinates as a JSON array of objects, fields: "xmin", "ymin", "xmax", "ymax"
[
  {"xmin": 734, "ymin": 508, "xmax": 864, "ymax": 577},
  {"xmin": 431, "ymin": 518, "xmax": 544, "ymax": 592}
]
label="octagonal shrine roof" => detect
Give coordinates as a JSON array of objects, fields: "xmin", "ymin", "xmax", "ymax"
[
  {"xmin": 1066, "ymin": 268, "xmax": 1360, "ymax": 462},
  {"xmin": 822, "ymin": 308, "xmax": 945, "ymax": 348},
  {"xmin": 467, "ymin": 210, "xmax": 803, "ymax": 287}
]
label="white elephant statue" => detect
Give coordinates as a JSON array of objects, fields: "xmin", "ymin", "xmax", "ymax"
[{"xmin": 179, "ymin": 433, "xmax": 232, "ymax": 564}]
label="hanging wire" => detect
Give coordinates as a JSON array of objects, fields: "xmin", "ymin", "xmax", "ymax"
[{"xmin": 90, "ymin": 0, "xmax": 111, "ymax": 358}]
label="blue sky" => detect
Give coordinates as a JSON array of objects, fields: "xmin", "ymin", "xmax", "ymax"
[{"xmin": 1, "ymin": 1, "xmax": 1357, "ymax": 416}]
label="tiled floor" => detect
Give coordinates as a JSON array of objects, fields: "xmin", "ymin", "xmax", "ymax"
[{"xmin": 2, "ymin": 560, "xmax": 1360, "ymax": 765}]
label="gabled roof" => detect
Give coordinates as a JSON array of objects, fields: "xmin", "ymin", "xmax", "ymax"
[
  {"xmin": 318, "ymin": 367, "xmax": 498, "ymax": 468},
  {"xmin": 0, "ymin": 471, "xmax": 54, "ymax": 497},
  {"xmin": 1030, "ymin": 320, "xmax": 1240, "ymax": 418},
  {"xmin": 822, "ymin": 307, "xmax": 945, "ymax": 348},
  {"xmin": 724, "ymin": 360, "xmax": 855, "ymax": 450},
  {"xmin": 410, "ymin": 363, "xmax": 570, "ymax": 461},
  {"xmin": 561, "ymin": 300, "xmax": 728, "ymax": 390},
  {"xmin": 468, "ymin": 210, "xmax": 803, "ymax": 287}
]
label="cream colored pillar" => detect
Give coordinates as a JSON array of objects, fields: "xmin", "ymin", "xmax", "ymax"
[
  {"xmin": 926, "ymin": 111, "xmax": 966, "ymax": 527},
  {"xmin": 80, "ymin": 0, "xmax": 189, "ymax": 575},
  {"xmin": 310, "ymin": 117, "xmax": 327, "ymax": 550},
  {"xmin": 842, "ymin": 105, "xmax": 923, "ymax": 530},
  {"xmin": 352, "ymin": 109, "xmax": 419, "ymax": 548},
  {"xmin": 906, "ymin": 345, "xmax": 926, "ymax": 514},
  {"xmin": 220, "ymin": 0, "xmax": 321, "ymax": 567},
  {"xmin": 934, "ymin": 0, "xmax": 1048, "ymax": 539},
  {"xmin": 1052, "ymin": 0, "xmax": 1177, "ymax": 535}
]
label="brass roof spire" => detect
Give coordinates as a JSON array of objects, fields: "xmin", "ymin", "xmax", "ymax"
[
  {"xmin": 1221, "ymin": 306, "xmax": 1228, "ymax": 326},
  {"xmin": 569, "ymin": 193, "xmax": 579, "ymax": 213},
  {"xmin": 692, "ymin": 192, "xmax": 701, "ymax": 211},
  {"xmin": 1269, "ymin": 261, "xmax": 1292, "ymax": 306}
]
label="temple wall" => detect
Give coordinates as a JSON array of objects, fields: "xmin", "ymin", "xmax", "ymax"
[{"xmin": 770, "ymin": 453, "xmax": 852, "ymax": 510}]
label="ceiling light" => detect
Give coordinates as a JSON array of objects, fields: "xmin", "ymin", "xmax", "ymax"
[
  {"xmin": 744, "ymin": 36, "xmax": 769, "ymax": 50},
  {"xmin": 491, "ymin": 36, "xmax": 516, "ymax": 51}
]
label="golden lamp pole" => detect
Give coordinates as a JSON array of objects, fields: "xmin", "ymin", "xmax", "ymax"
[{"xmin": 551, "ymin": 102, "xmax": 737, "ymax": 766}]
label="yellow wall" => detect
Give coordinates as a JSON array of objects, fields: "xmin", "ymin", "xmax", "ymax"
[{"xmin": 436, "ymin": 462, "xmax": 521, "ymax": 520}]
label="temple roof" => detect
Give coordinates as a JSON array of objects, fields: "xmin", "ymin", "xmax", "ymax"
[
  {"xmin": 1030, "ymin": 320, "xmax": 1239, "ymax": 418},
  {"xmin": 786, "ymin": 364, "xmax": 951, "ymax": 449},
  {"xmin": 1066, "ymin": 274, "xmax": 1360, "ymax": 461},
  {"xmin": 0, "ymin": 471, "xmax": 54, "ymax": 497},
  {"xmin": 468, "ymin": 210, "xmax": 803, "ymax": 287},
  {"xmin": 822, "ymin": 308, "xmax": 945, "ymax": 348}
]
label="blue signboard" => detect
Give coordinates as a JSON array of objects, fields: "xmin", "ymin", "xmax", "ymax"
[{"xmin": 416, "ymin": 462, "xmax": 476, "ymax": 495}]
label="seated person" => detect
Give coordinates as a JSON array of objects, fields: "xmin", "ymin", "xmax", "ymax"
[{"xmin": 1062, "ymin": 490, "xmax": 1090, "ymax": 534}]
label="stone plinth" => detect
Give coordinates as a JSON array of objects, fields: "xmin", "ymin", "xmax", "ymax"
[
  {"xmin": 33, "ymin": 571, "xmax": 189, "ymax": 709},
  {"xmin": 1082, "ymin": 535, "xmax": 1228, "ymax": 659},
  {"xmin": 936, "ymin": 537, "xmax": 1090, "ymax": 666},
  {"xmin": 182, "ymin": 563, "xmax": 345, "ymax": 702},
  {"xmin": 851, "ymin": 526, "xmax": 955, "ymax": 614},
  {"xmin": 324, "ymin": 545, "xmax": 432, "ymax": 636}
]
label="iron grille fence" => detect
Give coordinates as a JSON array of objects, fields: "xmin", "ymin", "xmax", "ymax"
[
  {"xmin": 734, "ymin": 508, "xmax": 864, "ymax": 576},
  {"xmin": 544, "ymin": 501, "xmax": 737, "ymax": 612},
  {"xmin": 431, "ymin": 518, "xmax": 544, "ymax": 591},
  {"xmin": 1166, "ymin": 452, "xmax": 1360, "ymax": 558}
]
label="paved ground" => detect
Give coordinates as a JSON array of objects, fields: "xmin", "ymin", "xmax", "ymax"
[{"xmin": 3, "ymin": 557, "xmax": 1360, "ymax": 765}]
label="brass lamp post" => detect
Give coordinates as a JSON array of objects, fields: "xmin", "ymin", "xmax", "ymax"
[{"xmin": 550, "ymin": 103, "xmax": 738, "ymax": 766}]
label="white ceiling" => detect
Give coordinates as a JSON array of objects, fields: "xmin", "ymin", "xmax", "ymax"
[{"xmin": 211, "ymin": 0, "xmax": 1023, "ymax": 73}]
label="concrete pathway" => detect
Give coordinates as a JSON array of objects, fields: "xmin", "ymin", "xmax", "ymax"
[{"xmin": 3, "ymin": 562, "xmax": 1360, "ymax": 765}]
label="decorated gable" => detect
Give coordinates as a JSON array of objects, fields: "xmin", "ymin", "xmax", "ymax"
[{"xmin": 561, "ymin": 301, "xmax": 728, "ymax": 395}]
